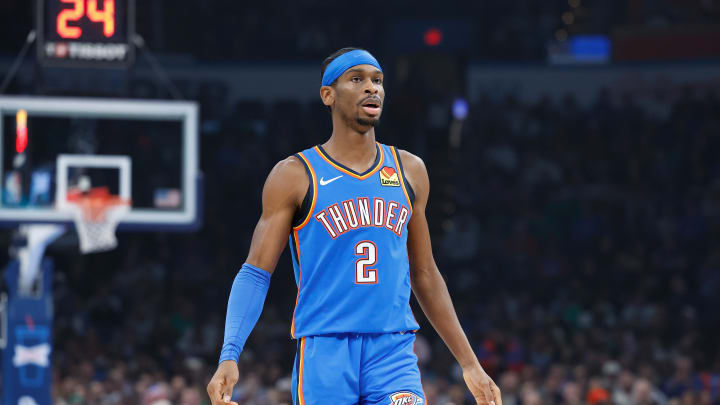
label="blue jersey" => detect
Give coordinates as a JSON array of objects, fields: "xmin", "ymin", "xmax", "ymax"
[{"xmin": 288, "ymin": 142, "xmax": 420, "ymax": 338}]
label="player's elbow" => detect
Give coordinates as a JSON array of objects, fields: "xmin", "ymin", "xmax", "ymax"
[{"xmin": 410, "ymin": 263, "xmax": 440, "ymax": 287}]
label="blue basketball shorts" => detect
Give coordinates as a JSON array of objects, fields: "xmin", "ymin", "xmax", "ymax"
[{"xmin": 291, "ymin": 332, "xmax": 426, "ymax": 405}]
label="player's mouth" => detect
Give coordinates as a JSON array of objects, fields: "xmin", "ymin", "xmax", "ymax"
[{"xmin": 360, "ymin": 98, "xmax": 382, "ymax": 116}]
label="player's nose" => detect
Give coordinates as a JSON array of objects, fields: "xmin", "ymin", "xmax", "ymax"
[{"xmin": 363, "ymin": 79, "xmax": 378, "ymax": 94}]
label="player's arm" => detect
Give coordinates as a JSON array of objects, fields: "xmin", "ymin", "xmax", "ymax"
[
  {"xmin": 244, "ymin": 156, "xmax": 308, "ymax": 272},
  {"xmin": 400, "ymin": 150, "xmax": 502, "ymax": 405},
  {"xmin": 207, "ymin": 156, "xmax": 308, "ymax": 405}
]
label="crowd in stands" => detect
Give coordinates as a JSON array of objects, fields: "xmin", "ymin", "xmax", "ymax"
[
  {"xmin": 3, "ymin": 0, "xmax": 720, "ymax": 63},
  {"xmin": 6, "ymin": 83, "xmax": 712, "ymax": 404}
]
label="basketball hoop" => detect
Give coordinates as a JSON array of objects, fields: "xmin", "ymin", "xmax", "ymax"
[{"xmin": 63, "ymin": 187, "xmax": 130, "ymax": 254}]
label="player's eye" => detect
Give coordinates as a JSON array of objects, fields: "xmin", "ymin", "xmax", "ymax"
[
  {"xmin": 352, "ymin": 76, "xmax": 362, "ymax": 83},
  {"xmin": 373, "ymin": 77, "xmax": 383, "ymax": 85}
]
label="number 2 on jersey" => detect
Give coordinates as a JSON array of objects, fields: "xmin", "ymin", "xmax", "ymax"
[{"xmin": 354, "ymin": 241, "xmax": 378, "ymax": 284}]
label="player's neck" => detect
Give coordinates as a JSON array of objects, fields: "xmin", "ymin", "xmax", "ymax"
[{"xmin": 323, "ymin": 128, "xmax": 378, "ymax": 173}]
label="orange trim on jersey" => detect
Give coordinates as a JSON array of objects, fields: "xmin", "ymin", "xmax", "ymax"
[
  {"xmin": 390, "ymin": 146, "xmax": 413, "ymax": 214},
  {"xmin": 313, "ymin": 142, "xmax": 385, "ymax": 180},
  {"xmin": 290, "ymin": 229, "xmax": 302, "ymax": 338},
  {"xmin": 298, "ymin": 337, "xmax": 306, "ymax": 405},
  {"xmin": 293, "ymin": 152, "xmax": 318, "ymax": 230}
]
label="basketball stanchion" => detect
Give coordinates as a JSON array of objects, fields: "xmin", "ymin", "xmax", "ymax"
[
  {"xmin": 3, "ymin": 225, "xmax": 62, "ymax": 405},
  {"xmin": 15, "ymin": 224, "xmax": 66, "ymax": 294}
]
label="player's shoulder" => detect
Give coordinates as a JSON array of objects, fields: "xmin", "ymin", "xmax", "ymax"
[
  {"xmin": 395, "ymin": 148, "xmax": 427, "ymax": 177},
  {"xmin": 276, "ymin": 154, "xmax": 307, "ymax": 173},
  {"xmin": 392, "ymin": 147, "xmax": 429, "ymax": 199},
  {"xmin": 264, "ymin": 155, "xmax": 309, "ymax": 195}
]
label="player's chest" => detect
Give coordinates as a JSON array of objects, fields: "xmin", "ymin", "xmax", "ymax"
[{"xmin": 312, "ymin": 176, "xmax": 411, "ymax": 239}]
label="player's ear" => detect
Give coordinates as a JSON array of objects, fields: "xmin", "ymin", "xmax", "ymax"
[{"xmin": 320, "ymin": 86, "xmax": 335, "ymax": 108}]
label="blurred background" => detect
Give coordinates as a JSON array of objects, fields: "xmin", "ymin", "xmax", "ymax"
[{"xmin": 1, "ymin": 0, "xmax": 720, "ymax": 404}]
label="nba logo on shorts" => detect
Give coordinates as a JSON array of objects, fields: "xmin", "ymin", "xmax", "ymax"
[{"xmin": 389, "ymin": 391, "xmax": 423, "ymax": 405}]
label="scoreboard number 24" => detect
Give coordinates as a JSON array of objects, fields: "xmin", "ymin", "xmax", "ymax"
[
  {"xmin": 57, "ymin": 0, "xmax": 116, "ymax": 39},
  {"xmin": 36, "ymin": 0, "xmax": 135, "ymax": 67}
]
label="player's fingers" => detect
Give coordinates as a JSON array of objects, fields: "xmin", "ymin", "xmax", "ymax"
[
  {"xmin": 490, "ymin": 381, "xmax": 502, "ymax": 405},
  {"xmin": 221, "ymin": 377, "xmax": 237, "ymax": 404},
  {"xmin": 484, "ymin": 382, "xmax": 495, "ymax": 405},
  {"xmin": 474, "ymin": 395, "xmax": 492, "ymax": 404},
  {"xmin": 206, "ymin": 379, "xmax": 217, "ymax": 398},
  {"xmin": 207, "ymin": 379, "xmax": 224, "ymax": 405},
  {"xmin": 470, "ymin": 386, "xmax": 484, "ymax": 404},
  {"xmin": 473, "ymin": 385, "xmax": 492, "ymax": 405},
  {"xmin": 207, "ymin": 378, "xmax": 236, "ymax": 405}
]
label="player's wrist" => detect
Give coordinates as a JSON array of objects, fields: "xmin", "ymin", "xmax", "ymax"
[
  {"xmin": 219, "ymin": 359, "xmax": 238, "ymax": 368},
  {"xmin": 459, "ymin": 357, "xmax": 482, "ymax": 371},
  {"xmin": 218, "ymin": 347, "xmax": 240, "ymax": 365}
]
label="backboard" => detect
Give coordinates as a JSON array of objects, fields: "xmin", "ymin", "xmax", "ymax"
[{"xmin": 0, "ymin": 96, "xmax": 201, "ymax": 231}]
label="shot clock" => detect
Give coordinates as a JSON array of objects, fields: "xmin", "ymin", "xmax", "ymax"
[{"xmin": 36, "ymin": 0, "xmax": 135, "ymax": 68}]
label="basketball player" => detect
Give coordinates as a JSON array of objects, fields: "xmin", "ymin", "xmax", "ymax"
[{"xmin": 207, "ymin": 48, "xmax": 502, "ymax": 405}]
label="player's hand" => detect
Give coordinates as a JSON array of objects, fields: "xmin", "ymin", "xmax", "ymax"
[
  {"xmin": 207, "ymin": 360, "xmax": 240, "ymax": 405},
  {"xmin": 462, "ymin": 363, "xmax": 502, "ymax": 405}
]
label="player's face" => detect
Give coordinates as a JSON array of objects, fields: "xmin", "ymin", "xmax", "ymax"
[{"xmin": 332, "ymin": 65, "xmax": 385, "ymax": 129}]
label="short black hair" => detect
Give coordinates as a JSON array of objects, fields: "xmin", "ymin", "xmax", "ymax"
[{"xmin": 320, "ymin": 47, "xmax": 365, "ymax": 86}]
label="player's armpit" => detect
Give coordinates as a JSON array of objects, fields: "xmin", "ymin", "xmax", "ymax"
[
  {"xmin": 396, "ymin": 150, "xmax": 435, "ymax": 277},
  {"xmin": 244, "ymin": 156, "xmax": 308, "ymax": 273},
  {"xmin": 396, "ymin": 149, "xmax": 429, "ymax": 210}
]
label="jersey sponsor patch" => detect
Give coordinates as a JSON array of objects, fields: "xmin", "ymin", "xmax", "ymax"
[
  {"xmin": 379, "ymin": 166, "xmax": 400, "ymax": 187},
  {"xmin": 389, "ymin": 391, "xmax": 423, "ymax": 405}
]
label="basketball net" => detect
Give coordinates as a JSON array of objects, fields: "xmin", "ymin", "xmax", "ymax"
[{"xmin": 64, "ymin": 187, "xmax": 130, "ymax": 254}]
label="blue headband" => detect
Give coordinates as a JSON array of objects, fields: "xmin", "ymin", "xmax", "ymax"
[{"xmin": 321, "ymin": 50, "xmax": 382, "ymax": 87}]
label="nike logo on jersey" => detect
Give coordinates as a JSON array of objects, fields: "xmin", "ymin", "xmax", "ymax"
[
  {"xmin": 319, "ymin": 175, "xmax": 343, "ymax": 186},
  {"xmin": 314, "ymin": 197, "xmax": 410, "ymax": 239}
]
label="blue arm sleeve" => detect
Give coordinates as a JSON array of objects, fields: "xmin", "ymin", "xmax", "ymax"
[{"xmin": 218, "ymin": 263, "xmax": 271, "ymax": 364}]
